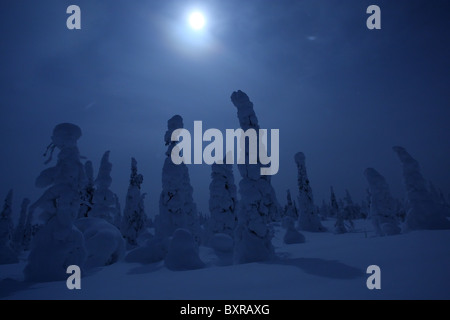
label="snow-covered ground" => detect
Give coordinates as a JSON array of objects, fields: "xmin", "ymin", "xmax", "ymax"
[{"xmin": 1, "ymin": 219, "xmax": 449, "ymax": 300}]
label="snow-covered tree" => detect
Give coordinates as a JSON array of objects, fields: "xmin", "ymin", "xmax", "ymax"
[
  {"xmin": 341, "ymin": 189, "xmax": 361, "ymax": 228},
  {"xmin": 155, "ymin": 115, "xmax": 200, "ymax": 242},
  {"xmin": 428, "ymin": 181, "xmax": 440, "ymax": 205},
  {"xmin": 22, "ymin": 206, "xmax": 34, "ymax": 251},
  {"xmin": 330, "ymin": 186, "xmax": 339, "ymax": 218},
  {"xmin": 284, "ymin": 190, "xmax": 298, "ymax": 219},
  {"xmin": 208, "ymin": 160, "xmax": 237, "ymax": 238},
  {"xmin": 428, "ymin": 182, "xmax": 450, "ymax": 218},
  {"xmin": 283, "ymin": 216, "xmax": 305, "ymax": 244},
  {"xmin": 12, "ymin": 198, "xmax": 30, "ymax": 253},
  {"xmin": 319, "ymin": 200, "xmax": 330, "ymax": 219},
  {"xmin": 330, "ymin": 187, "xmax": 346, "ymax": 234},
  {"xmin": 113, "ymin": 194, "xmax": 122, "ymax": 228},
  {"xmin": 295, "ymin": 152, "xmax": 325, "ymax": 232},
  {"xmin": 393, "ymin": 146, "xmax": 450, "ymax": 230},
  {"xmin": 90, "ymin": 151, "xmax": 119, "ymax": 224},
  {"xmin": 364, "ymin": 168, "xmax": 401, "ymax": 236},
  {"xmin": 0, "ymin": 189, "xmax": 18, "ymax": 264},
  {"xmin": 393, "ymin": 198, "xmax": 407, "ymax": 222},
  {"xmin": 231, "ymin": 90, "xmax": 276, "ymax": 263},
  {"xmin": 334, "ymin": 210, "xmax": 347, "ymax": 234},
  {"xmin": 74, "ymin": 152, "xmax": 125, "ymax": 268},
  {"xmin": 78, "ymin": 161, "xmax": 95, "ymax": 219},
  {"xmin": 24, "ymin": 123, "xmax": 87, "ymax": 281},
  {"xmin": 121, "ymin": 157, "xmax": 147, "ymax": 246}
]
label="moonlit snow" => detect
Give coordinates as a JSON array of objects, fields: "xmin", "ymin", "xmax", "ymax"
[{"xmin": 0, "ymin": 92, "xmax": 449, "ymax": 300}]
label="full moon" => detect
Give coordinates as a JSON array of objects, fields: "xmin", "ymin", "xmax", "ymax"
[{"xmin": 189, "ymin": 12, "xmax": 206, "ymax": 30}]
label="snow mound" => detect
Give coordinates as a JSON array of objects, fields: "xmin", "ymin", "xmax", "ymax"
[
  {"xmin": 24, "ymin": 219, "xmax": 86, "ymax": 282},
  {"xmin": 284, "ymin": 228, "xmax": 306, "ymax": 244},
  {"xmin": 164, "ymin": 229, "xmax": 205, "ymax": 271},
  {"xmin": 75, "ymin": 218, "xmax": 125, "ymax": 269},
  {"xmin": 210, "ymin": 233, "xmax": 234, "ymax": 252},
  {"xmin": 381, "ymin": 223, "xmax": 401, "ymax": 236},
  {"xmin": 209, "ymin": 233, "xmax": 234, "ymax": 266},
  {"xmin": 125, "ymin": 237, "xmax": 168, "ymax": 264}
]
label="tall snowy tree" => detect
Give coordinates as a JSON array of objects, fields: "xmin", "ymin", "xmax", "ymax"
[
  {"xmin": 78, "ymin": 160, "xmax": 95, "ymax": 219},
  {"xmin": 22, "ymin": 205, "xmax": 34, "ymax": 251},
  {"xmin": 428, "ymin": 182, "xmax": 450, "ymax": 218},
  {"xmin": 330, "ymin": 186, "xmax": 339, "ymax": 218},
  {"xmin": 342, "ymin": 189, "xmax": 361, "ymax": 227},
  {"xmin": 90, "ymin": 151, "xmax": 119, "ymax": 224},
  {"xmin": 295, "ymin": 152, "xmax": 325, "ymax": 232},
  {"xmin": 208, "ymin": 160, "xmax": 238, "ymax": 238},
  {"xmin": 364, "ymin": 168, "xmax": 400, "ymax": 236},
  {"xmin": 12, "ymin": 198, "xmax": 30, "ymax": 253},
  {"xmin": 121, "ymin": 157, "xmax": 147, "ymax": 246},
  {"xmin": 0, "ymin": 189, "xmax": 18, "ymax": 264},
  {"xmin": 113, "ymin": 194, "xmax": 122, "ymax": 228},
  {"xmin": 319, "ymin": 200, "xmax": 330, "ymax": 219},
  {"xmin": 155, "ymin": 115, "xmax": 200, "ymax": 242},
  {"xmin": 24, "ymin": 123, "xmax": 87, "ymax": 281},
  {"xmin": 330, "ymin": 186, "xmax": 347, "ymax": 234},
  {"xmin": 231, "ymin": 90, "xmax": 276, "ymax": 263},
  {"xmin": 393, "ymin": 146, "xmax": 450, "ymax": 230},
  {"xmin": 284, "ymin": 190, "xmax": 298, "ymax": 219}
]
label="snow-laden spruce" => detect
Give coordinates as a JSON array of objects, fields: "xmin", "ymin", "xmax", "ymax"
[
  {"xmin": 24, "ymin": 123, "xmax": 87, "ymax": 281},
  {"xmin": 121, "ymin": 158, "xmax": 147, "ymax": 246},
  {"xmin": 329, "ymin": 186, "xmax": 339, "ymax": 218},
  {"xmin": 428, "ymin": 182, "xmax": 450, "ymax": 218},
  {"xmin": 319, "ymin": 200, "xmax": 330, "ymax": 219},
  {"xmin": 164, "ymin": 228, "xmax": 205, "ymax": 271},
  {"xmin": 74, "ymin": 152, "xmax": 125, "ymax": 268},
  {"xmin": 12, "ymin": 198, "xmax": 30, "ymax": 253},
  {"xmin": 330, "ymin": 186, "xmax": 347, "ymax": 234},
  {"xmin": 22, "ymin": 204, "xmax": 35, "ymax": 251},
  {"xmin": 364, "ymin": 168, "xmax": 400, "ymax": 236},
  {"xmin": 283, "ymin": 190, "xmax": 298, "ymax": 219},
  {"xmin": 231, "ymin": 90, "xmax": 277, "ymax": 263},
  {"xmin": 340, "ymin": 190, "xmax": 360, "ymax": 230},
  {"xmin": 343, "ymin": 190, "xmax": 361, "ymax": 221},
  {"xmin": 155, "ymin": 115, "xmax": 200, "ymax": 242},
  {"xmin": 283, "ymin": 216, "xmax": 305, "ymax": 244},
  {"xmin": 90, "ymin": 152, "xmax": 119, "ymax": 224},
  {"xmin": 393, "ymin": 146, "xmax": 450, "ymax": 230},
  {"xmin": 78, "ymin": 160, "xmax": 95, "ymax": 219},
  {"xmin": 295, "ymin": 152, "xmax": 325, "ymax": 232},
  {"xmin": 113, "ymin": 193, "xmax": 122, "ymax": 229},
  {"xmin": 0, "ymin": 189, "xmax": 18, "ymax": 264},
  {"xmin": 208, "ymin": 159, "xmax": 237, "ymax": 238}
]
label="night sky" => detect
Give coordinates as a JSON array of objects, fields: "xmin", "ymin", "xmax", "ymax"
[{"xmin": 1, "ymin": 0, "xmax": 450, "ymax": 218}]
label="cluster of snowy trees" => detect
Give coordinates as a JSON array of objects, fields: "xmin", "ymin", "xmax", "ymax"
[{"xmin": 1, "ymin": 91, "xmax": 449, "ymax": 282}]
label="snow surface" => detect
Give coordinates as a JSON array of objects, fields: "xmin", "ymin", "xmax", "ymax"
[{"xmin": 1, "ymin": 219, "xmax": 449, "ymax": 300}]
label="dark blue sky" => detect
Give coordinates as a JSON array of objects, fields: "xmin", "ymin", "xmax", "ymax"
[{"xmin": 1, "ymin": 0, "xmax": 450, "ymax": 218}]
